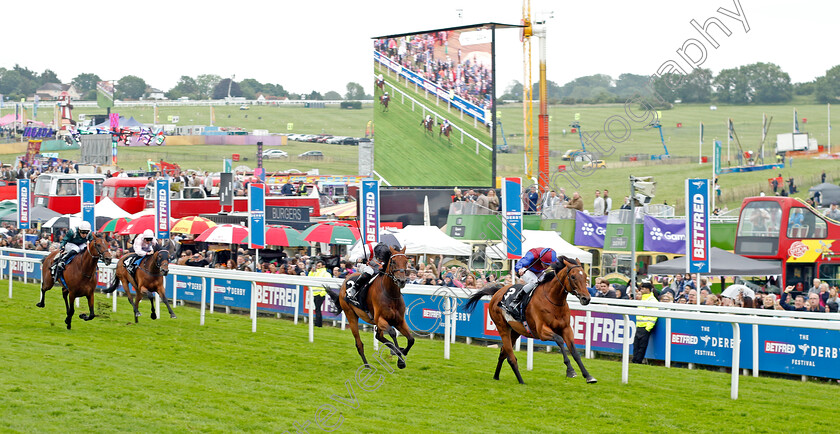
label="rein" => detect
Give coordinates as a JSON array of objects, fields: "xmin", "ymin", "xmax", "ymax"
[
  {"xmin": 138, "ymin": 251, "xmax": 168, "ymax": 278},
  {"xmin": 542, "ymin": 265, "xmax": 583, "ymax": 307},
  {"xmin": 384, "ymin": 253, "xmax": 408, "ymax": 286}
]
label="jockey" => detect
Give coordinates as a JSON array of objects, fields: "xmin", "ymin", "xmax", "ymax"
[
  {"xmin": 425, "ymin": 114, "xmax": 432, "ymax": 124},
  {"xmin": 127, "ymin": 229, "xmax": 158, "ymax": 276},
  {"xmin": 53, "ymin": 221, "xmax": 93, "ymax": 277},
  {"xmin": 345, "ymin": 241, "xmax": 392, "ymax": 311},
  {"xmin": 383, "ymin": 91, "xmax": 389, "ymax": 100},
  {"xmin": 500, "ymin": 247, "xmax": 558, "ymax": 320},
  {"xmin": 442, "ymin": 118, "xmax": 450, "ymax": 130}
]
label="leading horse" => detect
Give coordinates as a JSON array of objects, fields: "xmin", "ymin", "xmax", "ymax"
[
  {"xmin": 464, "ymin": 257, "xmax": 596, "ymax": 384},
  {"xmin": 420, "ymin": 117, "xmax": 434, "ymax": 135},
  {"xmin": 379, "ymin": 95, "xmax": 389, "ymax": 112},
  {"xmin": 37, "ymin": 234, "xmax": 113, "ymax": 329},
  {"xmin": 439, "ymin": 123, "xmax": 452, "ymax": 142},
  {"xmin": 326, "ymin": 247, "xmax": 414, "ymax": 369},
  {"xmin": 105, "ymin": 244, "xmax": 174, "ymax": 323}
]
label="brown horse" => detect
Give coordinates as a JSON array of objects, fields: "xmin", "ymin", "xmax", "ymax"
[
  {"xmin": 104, "ymin": 248, "xmax": 174, "ymax": 323},
  {"xmin": 376, "ymin": 78, "xmax": 384, "ymax": 91},
  {"xmin": 37, "ymin": 234, "xmax": 113, "ymax": 329},
  {"xmin": 326, "ymin": 247, "xmax": 414, "ymax": 369},
  {"xmin": 464, "ymin": 257, "xmax": 596, "ymax": 384},
  {"xmin": 420, "ymin": 117, "xmax": 433, "ymax": 135},
  {"xmin": 379, "ymin": 95, "xmax": 389, "ymax": 112},
  {"xmin": 439, "ymin": 123, "xmax": 452, "ymax": 141}
]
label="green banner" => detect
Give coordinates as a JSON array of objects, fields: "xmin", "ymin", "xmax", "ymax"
[{"xmin": 714, "ymin": 140, "xmax": 721, "ymax": 175}]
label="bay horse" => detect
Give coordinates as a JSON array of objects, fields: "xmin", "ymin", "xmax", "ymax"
[
  {"xmin": 37, "ymin": 234, "xmax": 113, "ymax": 330},
  {"xmin": 379, "ymin": 95, "xmax": 389, "ymax": 112},
  {"xmin": 464, "ymin": 257, "xmax": 596, "ymax": 384},
  {"xmin": 376, "ymin": 78, "xmax": 385, "ymax": 91},
  {"xmin": 420, "ymin": 117, "xmax": 433, "ymax": 135},
  {"xmin": 326, "ymin": 247, "xmax": 414, "ymax": 369},
  {"xmin": 439, "ymin": 123, "xmax": 452, "ymax": 142},
  {"xmin": 104, "ymin": 246, "xmax": 174, "ymax": 323}
]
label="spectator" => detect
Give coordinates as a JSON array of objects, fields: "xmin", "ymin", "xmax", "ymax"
[
  {"xmin": 463, "ymin": 274, "xmax": 479, "ymax": 290},
  {"xmin": 308, "ymin": 261, "xmax": 331, "ymax": 327},
  {"xmin": 825, "ymin": 203, "xmax": 840, "ymax": 220},
  {"xmin": 526, "ymin": 185, "xmax": 539, "ymax": 213},
  {"xmin": 620, "ymin": 196, "xmax": 631, "ymax": 210},
  {"xmin": 779, "ymin": 286, "xmax": 807, "ymax": 311},
  {"xmin": 808, "ymin": 278, "xmax": 821, "ymax": 295},
  {"xmin": 603, "ymin": 189, "xmax": 612, "ymax": 214},
  {"xmin": 185, "ymin": 253, "xmax": 209, "ymax": 267},
  {"xmin": 660, "ymin": 292, "xmax": 674, "ymax": 303},
  {"xmin": 594, "ymin": 279, "xmax": 615, "ymax": 298},
  {"xmin": 686, "ymin": 289, "xmax": 698, "ymax": 304},
  {"xmin": 593, "ymin": 190, "xmax": 605, "ymax": 216},
  {"xmin": 806, "ymin": 293, "xmax": 826, "ymax": 313},
  {"xmin": 486, "ymin": 189, "xmax": 499, "ymax": 212},
  {"xmin": 452, "ymin": 187, "xmax": 465, "ymax": 202},
  {"xmin": 705, "ymin": 293, "xmax": 720, "ymax": 306},
  {"xmin": 823, "ymin": 287, "xmax": 840, "ymax": 313},
  {"xmin": 565, "ymin": 192, "xmax": 583, "ymax": 212},
  {"xmin": 632, "ymin": 281, "xmax": 657, "ymax": 364}
]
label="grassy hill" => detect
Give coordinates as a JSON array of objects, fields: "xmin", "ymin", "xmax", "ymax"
[{"xmin": 0, "ymin": 281, "xmax": 832, "ymax": 432}]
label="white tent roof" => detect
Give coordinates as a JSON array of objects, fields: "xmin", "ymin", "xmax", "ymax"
[
  {"xmin": 348, "ymin": 225, "xmax": 472, "ymax": 258},
  {"xmin": 487, "ymin": 229, "xmax": 592, "ymax": 264},
  {"xmin": 71, "ymin": 197, "xmax": 132, "ymax": 219}
]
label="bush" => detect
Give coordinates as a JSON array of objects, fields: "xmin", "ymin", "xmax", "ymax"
[{"xmin": 340, "ymin": 101, "xmax": 362, "ymax": 109}]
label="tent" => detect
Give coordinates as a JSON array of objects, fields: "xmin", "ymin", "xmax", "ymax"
[
  {"xmin": 808, "ymin": 183, "xmax": 840, "ymax": 205},
  {"xmin": 647, "ymin": 247, "xmax": 781, "ymax": 276},
  {"xmin": 92, "ymin": 197, "xmax": 132, "ymax": 219},
  {"xmin": 486, "ymin": 229, "xmax": 592, "ymax": 264},
  {"xmin": 94, "ymin": 116, "xmax": 145, "ymax": 128},
  {"xmin": 348, "ymin": 225, "xmax": 471, "ymax": 257},
  {"xmin": 0, "ymin": 205, "xmax": 61, "ymax": 223}
]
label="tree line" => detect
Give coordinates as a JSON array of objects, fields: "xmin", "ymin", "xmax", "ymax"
[
  {"xmin": 0, "ymin": 65, "xmax": 371, "ymax": 102},
  {"xmin": 500, "ymin": 62, "xmax": 840, "ymax": 106}
]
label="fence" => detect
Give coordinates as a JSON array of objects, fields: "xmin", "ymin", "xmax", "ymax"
[{"xmin": 4, "ymin": 246, "xmax": 839, "ymax": 399}]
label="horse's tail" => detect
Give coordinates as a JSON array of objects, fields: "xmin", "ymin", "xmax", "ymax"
[
  {"xmin": 463, "ymin": 283, "xmax": 505, "ymax": 313},
  {"xmin": 326, "ymin": 286, "xmax": 340, "ymax": 306}
]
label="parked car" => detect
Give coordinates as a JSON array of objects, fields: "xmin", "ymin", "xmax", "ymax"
[
  {"xmin": 326, "ymin": 136, "xmax": 347, "ymax": 144},
  {"xmin": 561, "ymin": 149, "xmax": 586, "ymax": 161},
  {"xmin": 239, "ymin": 105, "xmax": 250, "ymax": 110},
  {"xmin": 298, "ymin": 150, "xmax": 324, "ymax": 160},
  {"xmin": 340, "ymin": 137, "xmax": 359, "ymax": 146},
  {"xmin": 583, "ymin": 159, "xmax": 606, "ymax": 169},
  {"xmin": 315, "ymin": 135, "xmax": 333, "ymax": 143},
  {"xmin": 261, "ymin": 149, "xmax": 288, "ymax": 159}
]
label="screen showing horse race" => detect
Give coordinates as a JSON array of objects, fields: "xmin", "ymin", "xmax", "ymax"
[{"xmin": 373, "ymin": 25, "xmax": 495, "ymax": 187}]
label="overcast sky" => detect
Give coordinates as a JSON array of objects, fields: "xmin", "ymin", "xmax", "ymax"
[{"xmin": 4, "ymin": 0, "xmax": 836, "ymax": 96}]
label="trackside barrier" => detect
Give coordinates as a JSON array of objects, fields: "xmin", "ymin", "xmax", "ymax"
[{"xmin": 6, "ymin": 247, "xmax": 840, "ymax": 396}]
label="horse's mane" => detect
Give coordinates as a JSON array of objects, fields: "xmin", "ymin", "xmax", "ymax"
[{"xmin": 545, "ymin": 256, "xmax": 577, "ymax": 281}]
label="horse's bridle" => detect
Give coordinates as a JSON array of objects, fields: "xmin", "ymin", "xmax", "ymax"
[
  {"xmin": 384, "ymin": 253, "xmax": 408, "ymax": 287},
  {"xmin": 542, "ymin": 264, "xmax": 584, "ymax": 307},
  {"xmin": 86, "ymin": 236, "xmax": 106, "ymax": 261}
]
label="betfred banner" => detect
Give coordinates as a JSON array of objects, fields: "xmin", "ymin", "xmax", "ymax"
[
  {"xmin": 502, "ymin": 177, "xmax": 523, "ymax": 259},
  {"xmin": 155, "ymin": 179, "xmax": 170, "ymax": 239},
  {"xmin": 17, "ymin": 178, "xmax": 30, "ymax": 229},
  {"xmin": 644, "ymin": 215, "xmax": 686, "ymax": 254},
  {"xmin": 685, "ymin": 179, "xmax": 710, "ymax": 273},
  {"xmin": 249, "ymin": 183, "xmax": 266, "ymax": 249},
  {"xmin": 574, "ymin": 212, "xmax": 607, "ymax": 248},
  {"xmin": 360, "ymin": 180, "xmax": 379, "ymax": 243},
  {"xmin": 82, "ymin": 180, "xmax": 95, "ymax": 231}
]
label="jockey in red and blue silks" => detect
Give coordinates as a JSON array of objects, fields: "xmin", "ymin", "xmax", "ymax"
[
  {"xmin": 502, "ymin": 247, "xmax": 558, "ymax": 320},
  {"xmin": 345, "ymin": 241, "xmax": 392, "ymax": 312}
]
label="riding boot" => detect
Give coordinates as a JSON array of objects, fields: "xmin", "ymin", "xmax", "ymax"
[
  {"xmin": 503, "ymin": 282, "xmax": 536, "ymax": 322},
  {"xmin": 347, "ymin": 272, "xmax": 374, "ymax": 310}
]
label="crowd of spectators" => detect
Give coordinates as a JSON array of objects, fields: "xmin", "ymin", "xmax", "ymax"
[{"xmin": 375, "ymin": 32, "xmax": 493, "ymax": 110}]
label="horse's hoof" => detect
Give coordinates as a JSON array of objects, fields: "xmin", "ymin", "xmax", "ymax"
[
  {"xmin": 135, "ymin": 312, "xmax": 141, "ymax": 317},
  {"xmin": 586, "ymin": 377, "xmax": 598, "ymax": 384},
  {"xmin": 397, "ymin": 359, "xmax": 406, "ymax": 370},
  {"xmin": 170, "ymin": 314, "xmax": 177, "ymax": 319},
  {"xmin": 151, "ymin": 313, "xmax": 158, "ymax": 320},
  {"xmin": 566, "ymin": 371, "xmax": 577, "ymax": 379},
  {"xmin": 79, "ymin": 314, "xmax": 87, "ymax": 320},
  {"xmin": 36, "ymin": 302, "xmax": 44, "ymax": 308}
]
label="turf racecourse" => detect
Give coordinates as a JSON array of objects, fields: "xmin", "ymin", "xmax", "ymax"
[
  {"xmin": 1, "ymin": 282, "xmax": 833, "ymax": 433},
  {"xmin": 373, "ymin": 76, "xmax": 494, "ymax": 186}
]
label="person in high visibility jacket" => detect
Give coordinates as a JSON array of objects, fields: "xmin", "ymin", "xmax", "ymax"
[
  {"xmin": 308, "ymin": 260, "xmax": 331, "ymax": 327},
  {"xmin": 633, "ymin": 281, "xmax": 658, "ymax": 364}
]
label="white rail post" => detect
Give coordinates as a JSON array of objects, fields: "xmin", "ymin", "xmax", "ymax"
[
  {"xmin": 622, "ymin": 314, "xmax": 630, "ymax": 384},
  {"xmin": 200, "ymin": 276, "xmax": 206, "ymax": 326},
  {"xmin": 251, "ymin": 282, "xmax": 257, "ymax": 333},
  {"xmin": 444, "ymin": 297, "xmax": 451, "ymax": 360},
  {"xmin": 665, "ymin": 318, "xmax": 672, "ymax": 368},
  {"xmin": 172, "ymin": 279, "xmax": 177, "ymax": 308},
  {"xmin": 341, "ymin": 311, "xmax": 346, "ymax": 330},
  {"xmin": 450, "ymin": 298, "xmax": 457, "ymax": 344},
  {"xmin": 752, "ymin": 324, "xmax": 759, "ymax": 377},
  {"xmin": 526, "ymin": 338, "xmax": 534, "ymax": 371},
  {"xmin": 154, "ymin": 292, "xmax": 160, "ymax": 315},
  {"xmin": 585, "ymin": 311, "xmax": 592, "ymax": 359},
  {"xmin": 731, "ymin": 323, "xmax": 741, "ymax": 400},
  {"xmin": 112, "ymin": 284, "xmax": 117, "ymax": 312},
  {"xmin": 515, "ymin": 336, "xmax": 522, "ymax": 352},
  {"xmin": 8, "ymin": 259, "xmax": 12, "ymax": 299}
]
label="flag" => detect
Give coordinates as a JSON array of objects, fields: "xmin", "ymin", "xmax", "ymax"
[
  {"xmin": 728, "ymin": 118, "xmax": 734, "ymax": 141},
  {"xmin": 700, "ymin": 122, "xmax": 704, "ymax": 144},
  {"xmin": 644, "ymin": 215, "xmax": 685, "ymax": 254},
  {"xmin": 794, "ymin": 108, "xmax": 800, "ymax": 133},
  {"xmin": 574, "ymin": 212, "xmax": 607, "ymax": 248},
  {"xmin": 210, "ymin": 106, "xmax": 216, "ymax": 125}
]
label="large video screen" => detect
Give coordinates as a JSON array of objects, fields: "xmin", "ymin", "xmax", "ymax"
[{"xmin": 373, "ymin": 26, "xmax": 495, "ymax": 187}]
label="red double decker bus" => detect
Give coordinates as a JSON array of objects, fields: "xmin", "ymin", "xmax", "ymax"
[
  {"xmin": 101, "ymin": 177, "xmax": 150, "ymax": 214},
  {"xmin": 735, "ymin": 196, "xmax": 840, "ymax": 290},
  {"xmin": 33, "ymin": 174, "xmax": 106, "ymax": 214}
]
